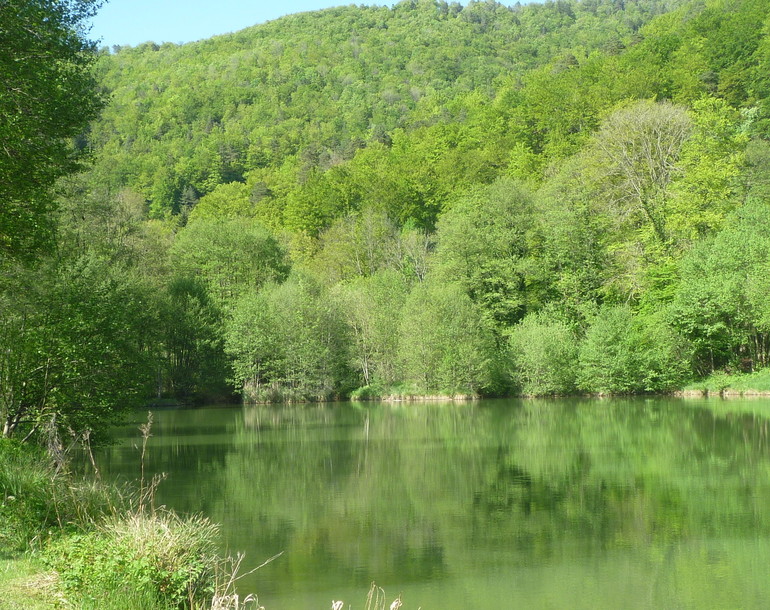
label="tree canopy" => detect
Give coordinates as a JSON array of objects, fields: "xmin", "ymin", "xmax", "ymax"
[{"xmin": 0, "ymin": 0, "xmax": 104, "ymax": 260}]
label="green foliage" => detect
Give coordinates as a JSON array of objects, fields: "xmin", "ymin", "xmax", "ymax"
[
  {"xmin": 334, "ymin": 269, "xmax": 411, "ymax": 388},
  {"xmin": 187, "ymin": 181, "xmax": 252, "ymax": 222},
  {"xmin": 0, "ymin": 256, "xmax": 157, "ymax": 440},
  {"xmin": 0, "ymin": 440, "xmax": 59, "ymax": 552},
  {"xmin": 508, "ymin": 310, "xmax": 579, "ymax": 396},
  {"xmin": 593, "ymin": 99, "xmax": 692, "ymax": 246},
  {"xmin": 1, "ymin": 433, "xmax": 244, "ymax": 610},
  {"xmin": 0, "ymin": 0, "xmax": 104, "ymax": 260},
  {"xmin": 666, "ymin": 97, "xmax": 749, "ymax": 243},
  {"xmin": 156, "ymin": 276, "xmax": 231, "ymax": 401},
  {"xmin": 684, "ymin": 368, "xmax": 770, "ymax": 394},
  {"xmin": 578, "ymin": 305, "xmax": 691, "ymax": 394},
  {"xmin": 7, "ymin": 0, "xmax": 770, "ymax": 405},
  {"xmin": 310, "ymin": 209, "xmax": 401, "ymax": 284},
  {"xmin": 533, "ymin": 155, "xmax": 611, "ymax": 317},
  {"xmin": 85, "ymin": 0, "xmax": 669, "ymax": 219},
  {"xmin": 44, "ymin": 511, "xmax": 219, "ymax": 609},
  {"xmin": 577, "ymin": 306, "xmax": 641, "ymax": 394}
]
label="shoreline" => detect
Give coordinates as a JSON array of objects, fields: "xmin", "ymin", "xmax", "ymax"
[{"xmin": 677, "ymin": 389, "xmax": 770, "ymax": 398}]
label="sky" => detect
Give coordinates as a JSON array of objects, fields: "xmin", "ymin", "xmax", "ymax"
[{"xmin": 88, "ymin": 1, "xmax": 394, "ymax": 49}]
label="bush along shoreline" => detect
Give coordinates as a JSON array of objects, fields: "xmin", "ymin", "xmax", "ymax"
[{"xmin": 242, "ymin": 366, "xmax": 770, "ymax": 404}]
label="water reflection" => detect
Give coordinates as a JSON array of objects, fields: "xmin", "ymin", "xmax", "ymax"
[{"xmin": 97, "ymin": 398, "xmax": 770, "ymax": 608}]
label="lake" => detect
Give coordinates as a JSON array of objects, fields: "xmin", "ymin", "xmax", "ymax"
[{"xmin": 94, "ymin": 397, "xmax": 770, "ymax": 609}]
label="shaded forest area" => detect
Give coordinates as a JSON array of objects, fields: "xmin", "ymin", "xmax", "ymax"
[{"xmin": 5, "ymin": 0, "xmax": 770, "ymax": 440}]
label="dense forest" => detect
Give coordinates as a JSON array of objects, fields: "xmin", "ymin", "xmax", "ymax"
[{"xmin": 4, "ymin": 0, "xmax": 770, "ymax": 441}]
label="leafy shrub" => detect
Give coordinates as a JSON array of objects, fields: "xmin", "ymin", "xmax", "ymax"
[
  {"xmin": 578, "ymin": 305, "xmax": 691, "ymax": 394},
  {"xmin": 44, "ymin": 510, "xmax": 219, "ymax": 609},
  {"xmin": 350, "ymin": 384, "xmax": 386, "ymax": 401},
  {"xmin": 508, "ymin": 310, "xmax": 579, "ymax": 396}
]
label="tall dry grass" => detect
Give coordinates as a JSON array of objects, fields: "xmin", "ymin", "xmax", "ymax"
[{"xmin": 332, "ymin": 582, "xmax": 405, "ymax": 610}]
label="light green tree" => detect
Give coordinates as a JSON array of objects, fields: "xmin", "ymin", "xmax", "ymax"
[
  {"xmin": 398, "ymin": 281, "xmax": 499, "ymax": 395},
  {"xmin": 225, "ymin": 274, "xmax": 351, "ymax": 401},
  {"xmin": 666, "ymin": 97, "xmax": 749, "ymax": 244},
  {"xmin": 593, "ymin": 99, "xmax": 692, "ymax": 247},
  {"xmin": 170, "ymin": 218, "xmax": 289, "ymax": 310},
  {"xmin": 333, "ymin": 270, "xmax": 410, "ymax": 388},
  {"xmin": 187, "ymin": 181, "xmax": 252, "ymax": 221},
  {"xmin": 310, "ymin": 208, "xmax": 400, "ymax": 284}
]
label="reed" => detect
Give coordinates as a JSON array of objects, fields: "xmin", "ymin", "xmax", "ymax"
[{"xmin": 332, "ymin": 582, "xmax": 405, "ymax": 610}]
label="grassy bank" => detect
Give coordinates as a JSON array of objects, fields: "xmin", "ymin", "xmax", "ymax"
[
  {"xmin": 0, "ymin": 435, "xmax": 255, "ymax": 609},
  {"xmin": 0, "ymin": 556, "xmax": 61, "ymax": 609},
  {"xmin": 681, "ymin": 369, "xmax": 770, "ymax": 397},
  {"xmin": 0, "ymin": 438, "xmax": 120, "ymax": 554}
]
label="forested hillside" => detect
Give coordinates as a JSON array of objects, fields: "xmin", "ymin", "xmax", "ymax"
[
  {"xmin": 6, "ymin": 0, "xmax": 770, "ymax": 431},
  {"xmin": 87, "ymin": 0, "xmax": 683, "ymax": 225}
]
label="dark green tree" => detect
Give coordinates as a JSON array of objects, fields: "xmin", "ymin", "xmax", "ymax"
[
  {"xmin": 0, "ymin": 0, "xmax": 104, "ymax": 259},
  {"xmin": 0, "ymin": 256, "xmax": 156, "ymax": 440}
]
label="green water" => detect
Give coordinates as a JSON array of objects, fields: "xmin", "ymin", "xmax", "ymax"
[{"xmin": 96, "ymin": 397, "xmax": 770, "ymax": 609}]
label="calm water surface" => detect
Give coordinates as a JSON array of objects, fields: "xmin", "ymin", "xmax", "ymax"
[{"xmin": 95, "ymin": 397, "xmax": 770, "ymax": 609}]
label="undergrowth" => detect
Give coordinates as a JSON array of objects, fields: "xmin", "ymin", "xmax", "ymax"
[
  {"xmin": 1, "ymin": 413, "xmax": 264, "ymax": 609},
  {"xmin": 44, "ymin": 510, "xmax": 220, "ymax": 609}
]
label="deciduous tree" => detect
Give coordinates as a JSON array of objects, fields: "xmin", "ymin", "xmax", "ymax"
[{"xmin": 0, "ymin": 0, "xmax": 104, "ymax": 259}]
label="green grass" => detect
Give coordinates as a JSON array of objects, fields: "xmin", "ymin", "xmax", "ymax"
[
  {"xmin": 1, "ymin": 436, "xmax": 254, "ymax": 609},
  {"xmin": 0, "ymin": 554, "xmax": 223, "ymax": 610},
  {"xmin": 0, "ymin": 438, "xmax": 120, "ymax": 553},
  {"xmin": 45, "ymin": 510, "xmax": 220, "ymax": 609},
  {"xmin": 683, "ymin": 368, "xmax": 770, "ymax": 395},
  {"xmin": 0, "ymin": 556, "xmax": 62, "ymax": 609}
]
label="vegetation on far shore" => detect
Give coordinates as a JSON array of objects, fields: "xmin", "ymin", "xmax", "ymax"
[{"xmin": 7, "ymin": 0, "xmax": 770, "ymax": 442}]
